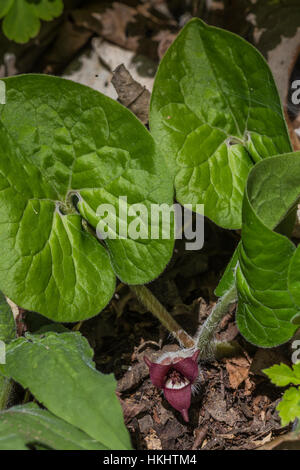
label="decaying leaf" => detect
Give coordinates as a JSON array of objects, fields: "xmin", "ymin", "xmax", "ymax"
[
  {"xmin": 225, "ymin": 356, "xmax": 251, "ymax": 389},
  {"xmin": 112, "ymin": 64, "xmax": 151, "ymax": 124}
]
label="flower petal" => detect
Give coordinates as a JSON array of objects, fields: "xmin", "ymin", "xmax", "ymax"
[
  {"xmin": 173, "ymin": 350, "xmax": 199, "ymax": 383},
  {"xmin": 144, "ymin": 356, "xmax": 171, "ymax": 389},
  {"xmin": 164, "ymin": 383, "xmax": 192, "ymax": 422}
]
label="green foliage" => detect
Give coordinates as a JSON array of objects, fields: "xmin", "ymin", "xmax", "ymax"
[
  {"xmin": 0, "ymin": 0, "xmax": 64, "ymax": 44},
  {"xmin": 0, "ymin": 403, "xmax": 107, "ymax": 450},
  {"xmin": 0, "ymin": 74, "xmax": 174, "ymax": 322},
  {"xmin": 150, "ymin": 18, "xmax": 291, "ymax": 229},
  {"xmin": 0, "ymin": 330, "xmax": 132, "ymax": 450},
  {"xmin": 235, "ymin": 153, "xmax": 300, "ymax": 347},
  {"xmin": 151, "ymin": 18, "xmax": 300, "ymax": 348},
  {"xmin": 264, "ymin": 363, "xmax": 300, "ymax": 426},
  {"xmin": 264, "ymin": 362, "xmax": 300, "ymax": 387}
]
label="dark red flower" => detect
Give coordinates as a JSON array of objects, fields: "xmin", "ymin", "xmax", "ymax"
[{"xmin": 144, "ymin": 350, "xmax": 199, "ymax": 422}]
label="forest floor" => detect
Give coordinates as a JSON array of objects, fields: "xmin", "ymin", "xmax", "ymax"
[{"xmin": 80, "ymin": 229, "xmax": 293, "ymax": 450}]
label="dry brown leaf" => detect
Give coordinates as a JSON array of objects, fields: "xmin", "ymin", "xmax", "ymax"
[
  {"xmin": 112, "ymin": 64, "xmax": 151, "ymax": 124},
  {"xmin": 72, "ymin": 2, "xmax": 139, "ymax": 51},
  {"xmin": 154, "ymin": 30, "xmax": 177, "ymax": 59},
  {"xmin": 244, "ymin": 377, "xmax": 254, "ymax": 396},
  {"xmin": 192, "ymin": 425, "xmax": 208, "ymax": 450},
  {"xmin": 42, "ymin": 19, "xmax": 92, "ymax": 74},
  {"xmin": 252, "ymin": 431, "xmax": 272, "ymax": 447},
  {"xmin": 119, "ymin": 398, "xmax": 148, "ymax": 424},
  {"xmin": 144, "ymin": 429, "xmax": 162, "ymax": 450},
  {"xmin": 225, "ymin": 356, "xmax": 251, "ymax": 389},
  {"xmin": 257, "ymin": 430, "xmax": 300, "ymax": 450},
  {"xmin": 117, "ymin": 361, "xmax": 149, "ymax": 393},
  {"xmin": 206, "ymin": 392, "xmax": 242, "ymax": 426}
]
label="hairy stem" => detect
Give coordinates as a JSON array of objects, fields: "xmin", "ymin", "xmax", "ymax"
[
  {"xmin": 130, "ymin": 285, "xmax": 195, "ymax": 349},
  {"xmin": 197, "ymin": 284, "xmax": 238, "ymax": 358}
]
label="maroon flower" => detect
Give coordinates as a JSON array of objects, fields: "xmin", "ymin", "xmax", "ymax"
[{"xmin": 144, "ymin": 350, "xmax": 199, "ymax": 422}]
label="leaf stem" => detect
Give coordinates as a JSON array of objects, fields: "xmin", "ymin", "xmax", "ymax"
[
  {"xmin": 130, "ymin": 285, "xmax": 195, "ymax": 349},
  {"xmin": 197, "ymin": 284, "xmax": 238, "ymax": 358},
  {"xmin": 0, "ymin": 377, "xmax": 13, "ymax": 411}
]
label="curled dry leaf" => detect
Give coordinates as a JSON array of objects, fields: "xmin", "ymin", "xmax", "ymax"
[
  {"xmin": 257, "ymin": 430, "xmax": 300, "ymax": 450},
  {"xmin": 112, "ymin": 64, "xmax": 151, "ymax": 124},
  {"xmin": 72, "ymin": 2, "xmax": 139, "ymax": 51},
  {"xmin": 144, "ymin": 429, "xmax": 162, "ymax": 450},
  {"xmin": 225, "ymin": 356, "xmax": 251, "ymax": 389}
]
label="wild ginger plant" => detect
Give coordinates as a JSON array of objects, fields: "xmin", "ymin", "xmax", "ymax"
[{"xmin": 0, "ymin": 18, "xmax": 300, "ymax": 442}]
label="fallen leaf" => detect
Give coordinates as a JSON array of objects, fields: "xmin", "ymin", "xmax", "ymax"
[
  {"xmin": 138, "ymin": 414, "xmax": 154, "ymax": 434},
  {"xmin": 252, "ymin": 431, "xmax": 273, "ymax": 447},
  {"xmin": 119, "ymin": 398, "xmax": 148, "ymax": 424},
  {"xmin": 112, "ymin": 64, "xmax": 151, "ymax": 124},
  {"xmin": 42, "ymin": 18, "xmax": 92, "ymax": 74},
  {"xmin": 257, "ymin": 430, "xmax": 300, "ymax": 450},
  {"xmin": 72, "ymin": 2, "xmax": 139, "ymax": 51},
  {"xmin": 144, "ymin": 429, "xmax": 162, "ymax": 450},
  {"xmin": 225, "ymin": 356, "xmax": 251, "ymax": 389},
  {"xmin": 117, "ymin": 361, "xmax": 149, "ymax": 393},
  {"xmin": 206, "ymin": 392, "xmax": 242, "ymax": 426}
]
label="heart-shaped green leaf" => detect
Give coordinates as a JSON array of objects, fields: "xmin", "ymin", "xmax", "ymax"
[
  {"xmin": 0, "ymin": 330, "xmax": 132, "ymax": 450},
  {"xmin": 0, "ymin": 75, "xmax": 174, "ymax": 322},
  {"xmin": 150, "ymin": 18, "xmax": 291, "ymax": 229},
  {"xmin": 0, "ymin": 0, "xmax": 64, "ymax": 44},
  {"xmin": 0, "ymin": 403, "xmax": 107, "ymax": 450},
  {"xmin": 236, "ymin": 153, "xmax": 300, "ymax": 347}
]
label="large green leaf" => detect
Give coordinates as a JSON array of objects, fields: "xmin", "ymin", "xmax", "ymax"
[
  {"xmin": 0, "ymin": 0, "xmax": 64, "ymax": 44},
  {"xmin": 236, "ymin": 153, "xmax": 300, "ymax": 347},
  {"xmin": 0, "ymin": 331, "xmax": 132, "ymax": 450},
  {"xmin": 0, "ymin": 403, "xmax": 107, "ymax": 450},
  {"xmin": 214, "ymin": 249, "xmax": 239, "ymax": 298},
  {"xmin": 150, "ymin": 18, "xmax": 291, "ymax": 229},
  {"xmin": 0, "ymin": 74, "xmax": 174, "ymax": 322}
]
